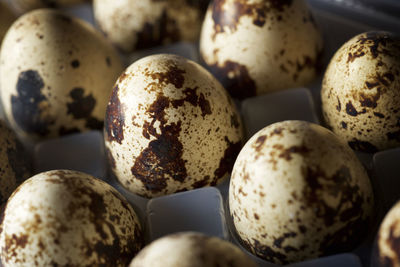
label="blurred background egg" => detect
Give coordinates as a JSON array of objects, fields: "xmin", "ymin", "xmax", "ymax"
[
  {"xmin": 200, "ymin": 0, "xmax": 323, "ymax": 100},
  {"xmin": 229, "ymin": 120, "xmax": 374, "ymax": 264},
  {"xmin": 372, "ymin": 200, "xmax": 400, "ymax": 267},
  {"xmin": 129, "ymin": 232, "xmax": 257, "ymax": 267},
  {"xmin": 0, "ymin": 119, "xmax": 31, "ymax": 209},
  {"xmin": 93, "ymin": 0, "xmax": 210, "ymax": 53},
  {"xmin": 0, "ymin": 170, "xmax": 143, "ymax": 266},
  {"xmin": 0, "ymin": 9, "xmax": 123, "ymax": 142},
  {"xmin": 104, "ymin": 54, "xmax": 244, "ymax": 198},
  {"xmin": 321, "ymin": 31, "xmax": 400, "ymax": 153}
]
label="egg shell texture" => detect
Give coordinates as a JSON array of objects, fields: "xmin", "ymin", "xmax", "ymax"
[
  {"xmin": 200, "ymin": 0, "xmax": 323, "ymax": 99},
  {"xmin": 0, "ymin": 169, "xmax": 143, "ymax": 266},
  {"xmin": 104, "ymin": 54, "xmax": 244, "ymax": 198},
  {"xmin": 372, "ymin": 201, "xmax": 400, "ymax": 267},
  {"xmin": 0, "ymin": 120, "xmax": 31, "ymax": 208},
  {"xmin": 0, "ymin": 9, "xmax": 123, "ymax": 141},
  {"xmin": 93, "ymin": 0, "xmax": 209, "ymax": 53},
  {"xmin": 130, "ymin": 232, "xmax": 257, "ymax": 267},
  {"xmin": 229, "ymin": 120, "xmax": 374, "ymax": 264},
  {"xmin": 321, "ymin": 31, "xmax": 400, "ymax": 152}
]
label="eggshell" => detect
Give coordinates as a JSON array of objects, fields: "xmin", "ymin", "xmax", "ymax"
[
  {"xmin": 321, "ymin": 31, "xmax": 400, "ymax": 152},
  {"xmin": 0, "ymin": 169, "xmax": 143, "ymax": 266},
  {"xmin": 229, "ymin": 120, "xmax": 374, "ymax": 264},
  {"xmin": 372, "ymin": 201, "xmax": 400, "ymax": 267},
  {"xmin": 0, "ymin": 120, "xmax": 31, "ymax": 209},
  {"xmin": 0, "ymin": 2, "xmax": 16, "ymax": 47},
  {"xmin": 0, "ymin": 9, "xmax": 123, "ymax": 141},
  {"xmin": 11, "ymin": 0, "xmax": 87, "ymax": 13},
  {"xmin": 93, "ymin": 0, "xmax": 209, "ymax": 53},
  {"xmin": 200, "ymin": 0, "xmax": 323, "ymax": 99},
  {"xmin": 129, "ymin": 232, "xmax": 257, "ymax": 267},
  {"xmin": 104, "ymin": 54, "xmax": 244, "ymax": 198}
]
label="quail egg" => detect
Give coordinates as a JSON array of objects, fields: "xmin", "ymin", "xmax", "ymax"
[
  {"xmin": 372, "ymin": 200, "xmax": 400, "ymax": 267},
  {"xmin": 321, "ymin": 31, "xmax": 400, "ymax": 152},
  {"xmin": 129, "ymin": 232, "xmax": 257, "ymax": 267},
  {"xmin": 104, "ymin": 54, "xmax": 244, "ymax": 198},
  {"xmin": 0, "ymin": 120, "xmax": 31, "ymax": 209},
  {"xmin": 93, "ymin": 0, "xmax": 209, "ymax": 53},
  {"xmin": 200, "ymin": 0, "xmax": 323, "ymax": 99},
  {"xmin": 0, "ymin": 169, "xmax": 143, "ymax": 266},
  {"xmin": 229, "ymin": 120, "xmax": 374, "ymax": 264},
  {"xmin": 0, "ymin": 9, "xmax": 123, "ymax": 141}
]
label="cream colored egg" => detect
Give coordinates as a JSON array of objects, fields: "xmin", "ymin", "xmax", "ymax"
[
  {"xmin": 0, "ymin": 2, "xmax": 17, "ymax": 47},
  {"xmin": 200, "ymin": 0, "xmax": 323, "ymax": 99},
  {"xmin": 321, "ymin": 31, "xmax": 400, "ymax": 152},
  {"xmin": 229, "ymin": 120, "xmax": 374, "ymax": 264},
  {"xmin": 0, "ymin": 170, "xmax": 143, "ymax": 266},
  {"xmin": 93, "ymin": 0, "xmax": 209, "ymax": 53},
  {"xmin": 104, "ymin": 54, "xmax": 244, "ymax": 198},
  {"xmin": 0, "ymin": 9, "xmax": 123, "ymax": 141},
  {"xmin": 129, "ymin": 232, "xmax": 257, "ymax": 267},
  {"xmin": 0, "ymin": 120, "xmax": 31, "ymax": 209},
  {"xmin": 11, "ymin": 0, "xmax": 87, "ymax": 13},
  {"xmin": 372, "ymin": 201, "xmax": 400, "ymax": 267}
]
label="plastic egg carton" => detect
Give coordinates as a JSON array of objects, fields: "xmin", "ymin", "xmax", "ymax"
[{"xmin": 1, "ymin": 0, "xmax": 400, "ymax": 266}]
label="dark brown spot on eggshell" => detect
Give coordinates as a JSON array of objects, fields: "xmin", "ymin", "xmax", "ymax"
[
  {"xmin": 348, "ymin": 139, "xmax": 378, "ymax": 153},
  {"xmin": 67, "ymin": 88, "xmax": 96, "ymax": 120},
  {"xmin": 134, "ymin": 11, "xmax": 180, "ymax": 51},
  {"xmin": 147, "ymin": 63, "xmax": 186, "ymax": 89},
  {"xmin": 240, "ymin": 238, "xmax": 289, "ymax": 264},
  {"xmin": 131, "ymin": 94, "xmax": 187, "ymax": 195},
  {"xmin": 207, "ymin": 60, "xmax": 256, "ymax": 100},
  {"xmin": 213, "ymin": 137, "xmax": 242, "ymax": 183},
  {"xmin": 211, "ymin": 0, "xmax": 293, "ymax": 40},
  {"xmin": 278, "ymin": 145, "xmax": 310, "ymax": 161},
  {"xmin": 345, "ymin": 102, "xmax": 366, "ymax": 117},
  {"xmin": 105, "ymin": 85, "xmax": 125, "ymax": 144},
  {"xmin": 11, "ymin": 70, "xmax": 55, "ymax": 136}
]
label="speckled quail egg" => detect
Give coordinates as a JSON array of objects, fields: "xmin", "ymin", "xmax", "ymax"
[
  {"xmin": 0, "ymin": 9, "xmax": 123, "ymax": 142},
  {"xmin": 321, "ymin": 31, "xmax": 400, "ymax": 153},
  {"xmin": 229, "ymin": 120, "xmax": 374, "ymax": 264},
  {"xmin": 129, "ymin": 232, "xmax": 257, "ymax": 267},
  {"xmin": 93, "ymin": 0, "xmax": 209, "ymax": 53},
  {"xmin": 372, "ymin": 201, "xmax": 400, "ymax": 267},
  {"xmin": 104, "ymin": 54, "xmax": 244, "ymax": 198},
  {"xmin": 0, "ymin": 2, "xmax": 16, "ymax": 47},
  {"xmin": 11, "ymin": 0, "xmax": 87, "ymax": 13},
  {"xmin": 0, "ymin": 169, "xmax": 143, "ymax": 266},
  {"xmin": 0, "ymin": 120, "xmax": 31, "ymax": 209},
  {"xmin": 200, "ymin": 0, "xmax": 323, "ymax": 99}
]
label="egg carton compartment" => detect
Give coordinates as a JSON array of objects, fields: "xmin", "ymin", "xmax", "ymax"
[{"xmin": 0, "ymin": 0, "xmax": 399, "ymax": 266}]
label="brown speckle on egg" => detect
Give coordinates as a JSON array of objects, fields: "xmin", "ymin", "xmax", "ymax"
[{"xmin": 11, "ymin": 70, "xmax": 54, "ymax": 137}]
